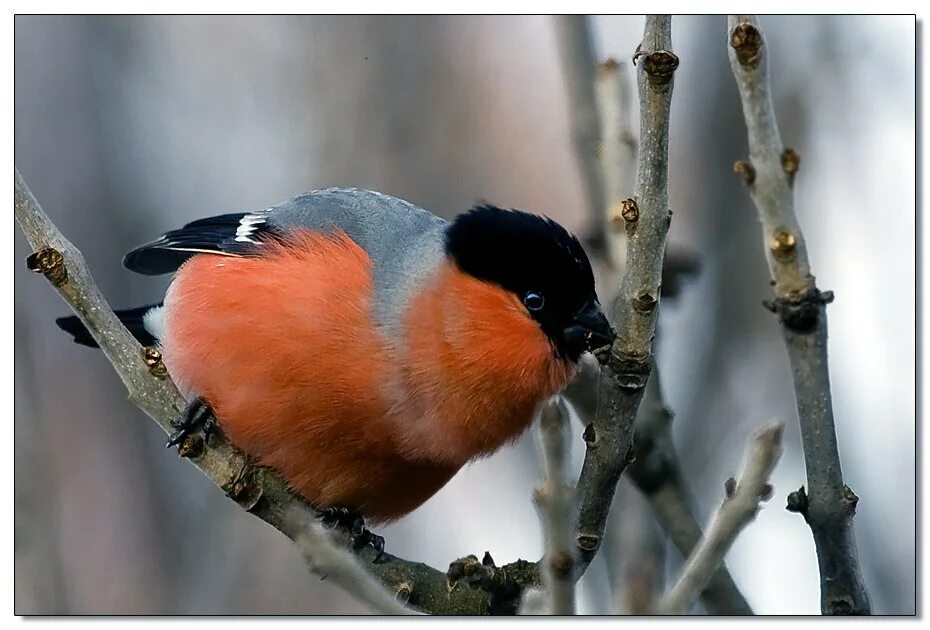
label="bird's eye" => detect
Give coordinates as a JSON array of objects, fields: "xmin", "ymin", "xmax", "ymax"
[{"xmin": 523, "ymin": 291, "xmax": 545, "ymax": 311}]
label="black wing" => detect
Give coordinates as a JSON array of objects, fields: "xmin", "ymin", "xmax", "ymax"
[
  {"xmin": 57, "ymin": 304, "xmax": 162, "ymax": 348},
  {"xmin": 123, "ymin": 212, "xmax": 282, "ymax": 276}
]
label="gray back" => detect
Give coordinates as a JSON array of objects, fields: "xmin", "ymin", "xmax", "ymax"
[{"xmin": 268, "ymin": 188, "xmax": 448, "ymax": 338}]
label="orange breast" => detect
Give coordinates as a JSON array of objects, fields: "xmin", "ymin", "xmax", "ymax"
[
  {"xmin": 162, "ymin": 231, "xmax": 436, "ymax": 521},
  {"xmin": 393, "ymin": 261, "xmax": 576, "ymax": 465},
  {"xmin": 160, "ymin": 232, "xmax": 574, "ymax": 522}
]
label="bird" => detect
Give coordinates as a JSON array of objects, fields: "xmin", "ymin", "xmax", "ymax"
[{"xmin": 57, "ymin": 187, "xmax": 614, "ymax": 547}]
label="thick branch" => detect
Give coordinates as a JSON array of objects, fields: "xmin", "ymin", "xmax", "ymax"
[
  {"xmin": 533, "ymin": 399, "xmax": 577, "ymax": 614},
  {"xmin": 565, "ymin": 40, "xmax": 746, "ymax": 616},
  {"xmin": 658, "ymin": 424, "xmax": 784, "ymax": 614},
  {"xmin": 553, "ymin": 15, "xmax": 606, "ymax": 254},
  {"xmin": 726, "ymin": 16, "xmax": 871, "ymax": 615},
  {"xmin": 573, "ymin": 14, "xmax": 677, "ymax": 576},
  {"xmin": 14, "ymin": 168, "xmax": 537, "ymax": 615}
]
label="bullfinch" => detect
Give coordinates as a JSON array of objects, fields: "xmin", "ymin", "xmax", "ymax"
[{"xmin": 57, "ymin": 187, "xmax": 614, "ymax": 540}]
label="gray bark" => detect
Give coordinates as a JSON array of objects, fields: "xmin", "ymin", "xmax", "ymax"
[{"xmin": 726, "ymin": 14, "xmax": 871, "ymax": 615}]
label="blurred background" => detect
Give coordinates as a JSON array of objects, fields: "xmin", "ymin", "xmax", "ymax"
[{"xmin": 14, "ymin": 15, "xmax": 915, "ymax": 615}]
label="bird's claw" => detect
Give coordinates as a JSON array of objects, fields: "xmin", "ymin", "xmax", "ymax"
[
  {"xmin": 316, "ymin": 506, "xmax": 386, "ymax": 563},
  {"xmin": 166, "ymin": 396, "xmax": 217, "ymax": 448},
  {"xmin": 352, "ymin": 529, "xmax": 385, "ymax": 563}
]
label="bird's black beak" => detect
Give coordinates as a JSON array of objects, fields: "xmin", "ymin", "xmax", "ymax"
[{"xmin": 564, "ymin": 299, "xmax": 615, "ymax": 356}]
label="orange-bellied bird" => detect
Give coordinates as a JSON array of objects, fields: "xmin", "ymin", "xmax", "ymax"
[{"xmin": 57, "ymin": 188, "xmax": 613, "ymax": 552}]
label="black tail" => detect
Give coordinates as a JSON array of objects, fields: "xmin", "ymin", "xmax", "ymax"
[{"xmin": 56, "ymin": 303, "xmax": 162, "ymax": 348}]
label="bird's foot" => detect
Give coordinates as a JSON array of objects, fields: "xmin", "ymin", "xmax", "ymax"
[
  {"xmin": 166, "ymin": 396, "xmax": 218, "ymax": 448},
  {"xmin": 317, "ymin": 506, "xmax": 386, "ymax": 563},
  {"xmin": 352, "ymin": 528, "xmax": 386, "ymax": 563},
  {"xmin": 317, "ymin": 506, "xmax": 357, "ymax": 529}
]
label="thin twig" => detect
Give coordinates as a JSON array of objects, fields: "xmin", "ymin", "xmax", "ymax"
[
  {"xmin": 517, "ymin": 588, "xmax": 548, "ymax": 615},
  {"xmin": 629, "ymin": 363, "xmax": 754, "ymax": 615},
  {"xmin": 552, "ymin": 15, "xmax": 605, "ymax": 255},
  {"xmin": 607, "ymin": 476, "xmax": 662, "ymax": 614},
  {"xmin": 533, "ymin": 398, "xmax": 577, "ymax": 614},
  {"xmin": 726, "ymin": 15, "xmax": 871, "ymax": 615},
  {"xmin": 282, "ymin": 510, "xmax": 418, "ymax": 615},
  {"xmin": 658, "ymin": 423, "xmax": 784, "ymax": 615},
  {"xmin": 596, "ymin": 58, "xmax": 636, "ymax": 274},
  {"xmin": 573, "ymin": 14, "xmax": 678, "ymax": 576},
  {"xmin": 15, "ymin": 174, "xmax": 187, "ymax": 428}
]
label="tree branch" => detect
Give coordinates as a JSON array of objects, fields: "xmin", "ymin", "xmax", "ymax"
[
  {"xmin": 589, "ymin": 22, "xmax": 747, "ymax": 618},
  {"xmin": 573, "ymin": 13, "xmax": 678, "ymax": 576},
  {"xmin": 596, "ymin": 58, "xmax": 636, "ymax": 272},
  {"xmin": 517, "ymin": 588, "xmax": 548, "ymax": 615},
  {"xmin": 658, "ymin": 423, "xmax": 784, "ymax": 614},
  {"xmin": 281, "ymin": 509, "xmax": 418, "ymax": 615},
  {"xmin": 553, "ymin": 15, "xmax": 606, "ymax": 255},
  {"xmin": 628, "ymin": 363, "xmax": 754, "ymax": 615},
  {"xmin": 562, "ymin": 45, "xmax": 745, "ymax": 615},
  {"xmin": 726, "ymin": 15, "xmax": 871, "ymax": 615},
  {"xmin": 594, "ymin": 22, "xmax": 747, "ymax": 616},
  {"xmin": 532, "ymin": 398, "xmax": 577, "ymax": 614}
]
